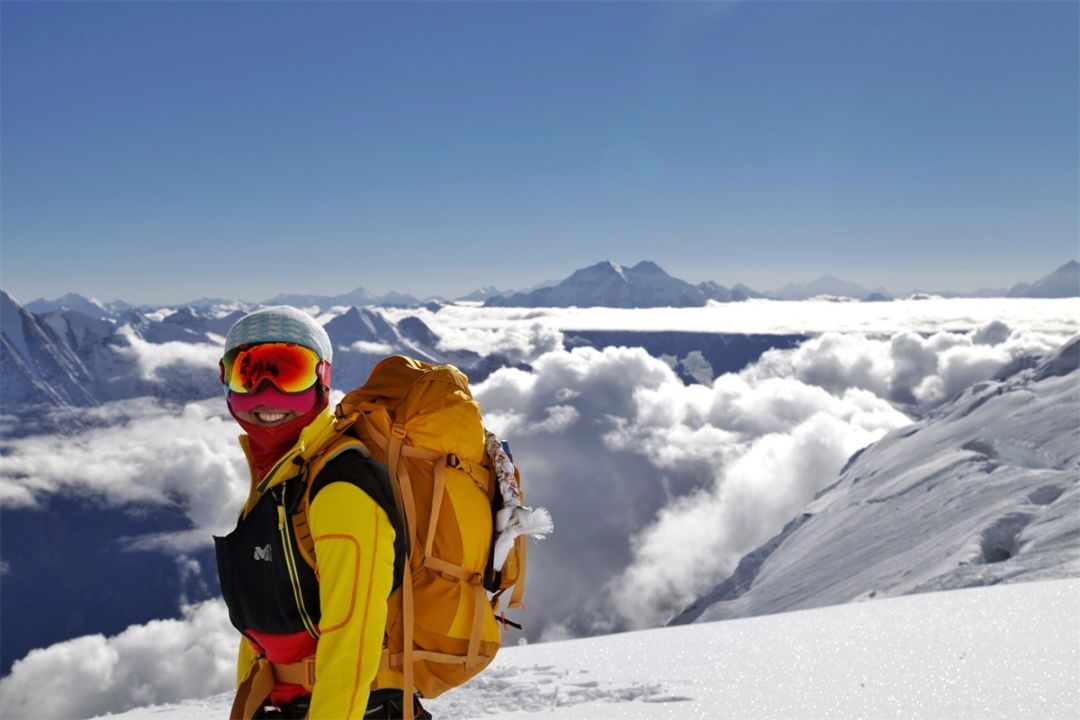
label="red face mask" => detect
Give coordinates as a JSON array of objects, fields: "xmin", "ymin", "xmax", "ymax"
[
  {"xmin": 228, "ymin": 386, "xmax": 325, "ymax": 478},
  {"xmin": 228, "ymin": 385, "xmax": 320, "ymax": 415}
]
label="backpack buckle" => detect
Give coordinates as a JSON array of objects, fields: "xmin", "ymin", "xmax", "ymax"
[{"xmin": 303, "ymin": 656, "xmax": 316, "ymax": 691}]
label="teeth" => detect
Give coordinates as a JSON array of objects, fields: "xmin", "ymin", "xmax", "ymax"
[{"xmin": 256, "ymin": 412, "xmax": 287, "ymax": 423}]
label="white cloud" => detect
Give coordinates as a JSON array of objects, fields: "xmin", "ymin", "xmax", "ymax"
[
  {"xmin": 142, "ymin": 308, "xmax": 179, "ymax": 322},
  {"xmin": 473, "ymin": 344, "xmax": 911, "ymax": 635},
  {"xmin": 346, "ymin": 340, "xmax": 397, "ymax": 355},
  {"xmin": 606, "ymin": 408, "xmax": 895, "ymax": 629},
  {"xmin": 383, "ymin": 297, "xmax": 1080, "ymax": 338},
  {"xmin": 374, "ymin": 306, "xmax": 566, "ymax": 364},
  {"xmin": 0, "ymin": 398, "xmax": 248, "ymax": 542},
  {"xmin": 472, "ymin": 322, "xmax": 1065, "ymax": 636},
  {"xmin": 0, "ymin": 480, "xmax": 37, "ymax": 509},
  {"xmin": 743, "ymin": 322, "xmax": 1063, "ymax": 410},
  {"xmin": 116, "ymin": 326, "xmax": 222, "ymax": 382},
  {"xmin": 0, "ymin": 600, "xmax": 235, "ymax": 720},
  {"xmin": 437, "ymin": 321, "xmax": 564, "ymax": 365}
]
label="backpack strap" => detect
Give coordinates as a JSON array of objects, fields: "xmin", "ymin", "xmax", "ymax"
[
  {"xmin": 289, "ymin": 434, "xmax": 370, "ymax": 571},
  {"xmin": 230, "ymin": 655, "xmax": 274, "ymax": 720},
  {"xmin": 229, "ymin": 653, "xmax": 317, "ymax": 720}
]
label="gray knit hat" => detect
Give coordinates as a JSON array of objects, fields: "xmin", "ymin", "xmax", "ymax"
[{"xmin": 223, "ymin": 305, "xmax": 333, "ymax": 362}]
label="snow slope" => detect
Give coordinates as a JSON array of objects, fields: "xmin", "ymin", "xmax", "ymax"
[
  {"xmin": 91, "ymin": 579, "xmax": 1080, "ymax": 720},
  {"xmin": 676, "ymin": 336, "xmax": 1080, "ymax": 625}
]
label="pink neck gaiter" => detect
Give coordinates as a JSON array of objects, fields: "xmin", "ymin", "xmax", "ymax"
[{"xmin": 228, "ymin": 386, "xmax": 325, "ymax": 479}]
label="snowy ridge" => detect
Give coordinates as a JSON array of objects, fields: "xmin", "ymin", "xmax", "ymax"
[
  {"xmin": 25, "ymin": 292, "xmax": 113, "ymax": 320},
  {"xmin": 0, "ymin": 293, "xmax": 455, "ymax": 424},
  {"xmin": 320, "ymin": 306, "xmax": 444, "ymax": 388},
  {"xmin": 675, "ymin": 336, "xmax": 1080, "ymax": 625},
  {"xmin": 1, "ymin": 290, "xmax": 99, "ymax": 414},
  {"xmin": 89, "ymin": 580, "xmax": 1079, "ymax": 720}
]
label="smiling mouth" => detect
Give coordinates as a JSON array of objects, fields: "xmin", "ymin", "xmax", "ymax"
[{"xmin": 254, "ymin": 411, "xmax": 289, "ymax": 424}]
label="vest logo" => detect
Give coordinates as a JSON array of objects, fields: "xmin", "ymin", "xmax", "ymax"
[{"xmin": 254, "ymin": 544, "xmax": 273, "ymax": 562}]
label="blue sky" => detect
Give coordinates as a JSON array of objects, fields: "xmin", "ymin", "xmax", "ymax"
[{"xmin": 2, "ymin": 1, "xmax": 1077, "ymax": 304}]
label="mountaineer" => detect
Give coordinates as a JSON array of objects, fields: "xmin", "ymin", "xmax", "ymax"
[
  {"xmin": 214, "ymin": 305, "xmax": 549, "ymax": 720},
  {"xmin": 213, "ymin": 306, "xmax": 419, "ymax": 719}
]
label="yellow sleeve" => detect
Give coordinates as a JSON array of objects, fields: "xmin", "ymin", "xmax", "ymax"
[
  {"xmin": 307, "ymin": 481, "xmax": 396, "ymax": 719},
  {"xmin": 236, "ymin": 634, "xmax": 258, "ymax": 686}
]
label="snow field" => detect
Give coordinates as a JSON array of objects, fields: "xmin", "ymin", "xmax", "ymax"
[{"xmin": 94, "ymin": 579, "xmax": 1080, "ymax": 720}]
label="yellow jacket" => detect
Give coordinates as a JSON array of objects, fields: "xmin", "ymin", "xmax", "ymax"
[{"xmin": 217, "ymin": 409, "xmax": 402, "ymax": 719}]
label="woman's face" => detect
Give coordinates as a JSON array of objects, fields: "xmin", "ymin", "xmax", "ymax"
[{"xmin": 228, "ymin": 385, "xmax": 319, "ymax": 427}]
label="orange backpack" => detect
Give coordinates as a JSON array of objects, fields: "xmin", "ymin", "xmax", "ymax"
[{"xmin": 292, "ymin": 356, "xmax": 551, "ymax": 719}]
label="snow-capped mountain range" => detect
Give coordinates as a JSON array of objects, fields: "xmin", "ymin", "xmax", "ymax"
[
  {"xmin": 19, "ymin": 260, "xmax": 1077, "ymax": 316},
  {"xmin": 0, "ymin": 290, "xmax": 462, "ymax": 432},
  {"xmin": 265, "ymin": 287, "xmax": 424, "ymax": 310}
]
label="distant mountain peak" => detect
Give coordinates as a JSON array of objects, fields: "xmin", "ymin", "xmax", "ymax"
[
  {"xmin": 485, "ymin": 260, "xmax": 758, "ymax": 308},
  {"xmin": 1008, "ymin": 260, "xmax": 1079, "ymax": 298},
  {"xmin": 629, "ymin": 260, "xmax": 670, "ymax": 276},
  {"xmin": 262, "ymin": 286, "xmax": 419, "ymax": 310},
  {"xmin": 579, "ymin": 260, "xmax": 625, "ymax": 275},
  {"xmin": 25, "ymin": 293, "xmax": 114, "ymax": 320},
  {"xmin": 774, "ymin": 275, "xmax": 875, "ymax": 301}
]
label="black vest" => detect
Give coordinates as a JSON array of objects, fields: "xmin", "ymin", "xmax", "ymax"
[{"xmin": 214, "ymin": 449, "xmax": 405, "ymax": 638}]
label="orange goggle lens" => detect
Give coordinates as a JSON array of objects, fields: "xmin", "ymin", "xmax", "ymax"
[{"xmin": 222, "ymin": 343, "xmax": 321, "ymax": 395}]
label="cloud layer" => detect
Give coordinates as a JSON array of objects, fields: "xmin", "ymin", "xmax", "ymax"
[
  {"xmin": 0, "ymin": 399, "xmax": 247, "ymax": 543},
  {"xmin": 743, "ymin": 323, "xmax": 1064, "ymax": 409},
  {"xmin": 386, "ymin": 297, "xmax": 1080, "ymax": 338},
  {"xmin": 472, "ymin": 320, "xmax": 1066, "ymax": 634},
  {"xmin": 474, "ymin": 346, "xmax": 910, "ymax": 635},
  {"xmin": 0, "ymin": 600, "xmax": 235, "ymax": 720},
  {"xmin": 116, "ymin": 327, "xmax": 222, "ymax": 383},
  {"xmin": 433, "ymin": 321, "xmax": 565, "ymax": 365}
]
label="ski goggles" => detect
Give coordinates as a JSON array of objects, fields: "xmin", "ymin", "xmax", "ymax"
[{"xmin": 220, "ymin": 343, "xmax": 328, "ymax": 395}]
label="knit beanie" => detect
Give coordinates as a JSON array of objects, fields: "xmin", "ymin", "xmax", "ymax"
[{"xmin": 224, "ymin": 305, "xmax": 333, "ymax": 362}]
